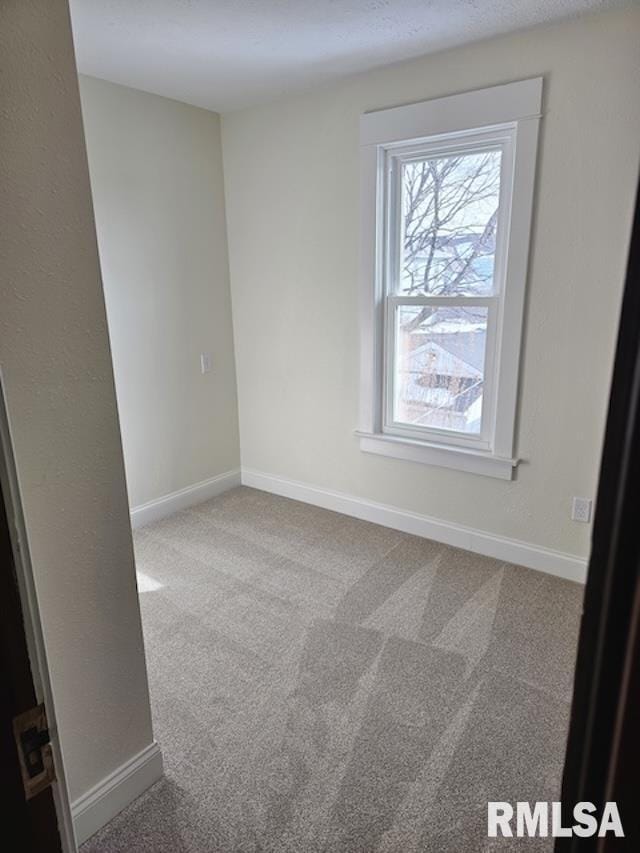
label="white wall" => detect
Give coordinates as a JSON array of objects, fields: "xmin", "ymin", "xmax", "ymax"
[
  {"xmin": 79, "ymin": 76, "xmax": 240, "ymax": 510},
  {"xmin": 222, "ymin": 5, "xmax": 640, "ymax": 559},
  {"xmin": 0, "ymin": 0, "xmax": 154, "ymax": 801}
]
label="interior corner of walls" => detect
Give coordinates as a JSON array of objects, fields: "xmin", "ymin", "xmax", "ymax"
[
  {"xmin": 80, "ymin": 79, "xmax": 242, "ymax": 516},
  {"xmin": 71, "ymin": 742, "xmax": 163, "ymax": 845},
  {"xmin": 130, "ymin": 468, "xmax": 241, "ymax": 528}
]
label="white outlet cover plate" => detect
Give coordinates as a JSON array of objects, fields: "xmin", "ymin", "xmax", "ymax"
[{"xmin": 571, "ymin": 497, "xmax": 593, "ymax": 523}]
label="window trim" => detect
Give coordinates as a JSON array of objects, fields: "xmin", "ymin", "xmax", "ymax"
[{"xmin": 358, "ymin": 78, "xmax": 542, "ymax": 479}]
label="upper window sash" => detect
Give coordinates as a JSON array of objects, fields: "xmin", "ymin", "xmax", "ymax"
[{"xmin": 382, "ymin": 128, "xmax": 515, "ymax": 302}]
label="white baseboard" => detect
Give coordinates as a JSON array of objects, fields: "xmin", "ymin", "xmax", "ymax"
[
  {"xmin": 72, "ymin": 742, "xmax": 163, "ymax": 845},
  {"xmin": 131, "ymin": 468, "xmax": 241, "ymax": 529},
  {"xmin": 241, "ymin": 468, "xmax": 588, "ymax": 584}
]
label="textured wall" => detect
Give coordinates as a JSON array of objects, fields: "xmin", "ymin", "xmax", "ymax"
[
  {"xmin": 78, "ymin": 76, "xmax": 240, "ymax": 509},
  {"xmin": 0, "ymin": 1, "xmax": 154, "ymax": 800},
  {"xmin": 222, "ymin": 6, "xmax": 640, "ymax": 558}
]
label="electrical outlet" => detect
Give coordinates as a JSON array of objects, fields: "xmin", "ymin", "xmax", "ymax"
[
  {"xmin": 200, "ymin": 352, "xmax": 213, "ymax": 374},
  {"xmin": 571, "ymin": 497, "xmax": 592, "ymax": 523}
]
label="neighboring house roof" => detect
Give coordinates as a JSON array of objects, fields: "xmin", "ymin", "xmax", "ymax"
[
  {"xmin": 400, "ymin": 316, "xmax": 486, "ymax": 432},
  {"xmin": 428, "ymin": 330, "xmax": 486, "ymax": 374},
  {"xmin": 405, "ymin": 338, "xmax": 483, "ymax": 382},
  {"xmin": 409, "ymin": 307, "xmax": 487, "ymax": 374},
  {"xmin": 397, "ymin": 306, "xmax": 486, "ymax": 434}
]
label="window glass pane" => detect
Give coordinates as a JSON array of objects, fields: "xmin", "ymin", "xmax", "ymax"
[
  {"xmin": 400, "ymin": 150, "xmax": 502, "ymax": 296},
  {"xmin": 394, "ymin": 305, "xmax": 488, "ymax": 434}
]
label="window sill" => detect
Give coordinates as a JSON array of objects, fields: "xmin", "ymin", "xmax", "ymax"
[{"xmin": 355, "ymin": 431, "xmax": 518, "ymax": 480}]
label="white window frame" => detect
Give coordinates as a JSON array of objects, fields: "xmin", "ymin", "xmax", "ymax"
[{"xmin": 357, "ymin": 79, "xmax": 542, "ymax": 480}]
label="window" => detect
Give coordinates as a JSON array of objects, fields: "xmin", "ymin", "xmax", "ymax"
[{"xmin": 358, "ymin": 79, "xmax": 542, "ymax": 479}]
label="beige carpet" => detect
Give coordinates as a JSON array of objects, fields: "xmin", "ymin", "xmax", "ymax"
[{"xmin": 82, "ymin": 486, "xmax": 582, "ymax": 852}]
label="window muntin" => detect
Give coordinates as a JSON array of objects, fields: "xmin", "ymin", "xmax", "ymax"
[{"xmin": 382, "ymin": 129, "xmax": 514, "ymax": 449}]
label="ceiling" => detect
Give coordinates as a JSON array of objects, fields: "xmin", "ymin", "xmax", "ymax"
[{"xmin": 69, "ymin": 0, "xmax": 627, "ymax": 112}]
